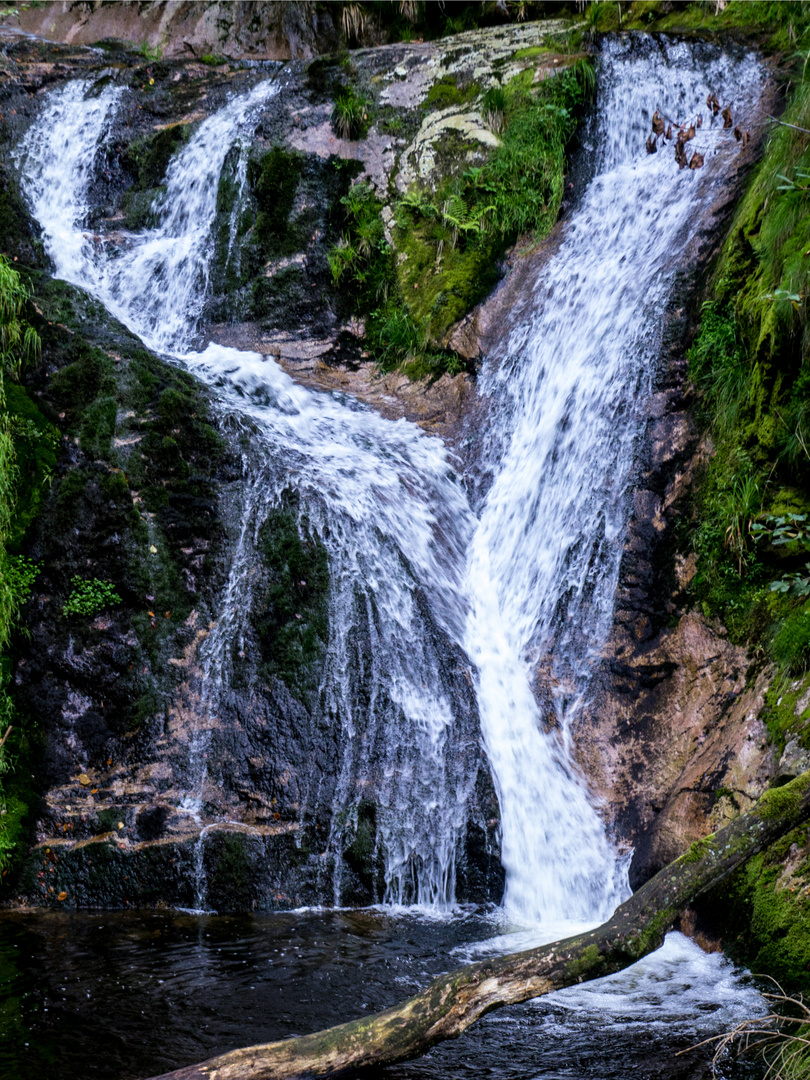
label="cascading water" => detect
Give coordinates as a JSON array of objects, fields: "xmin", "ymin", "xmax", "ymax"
[
  {"xmin": 13, "ymin": 35, "xmax": 766, "ymax": 933},
  {"xmin": 465, "ymin": 35, "xmax": 766, "ymax": 926},
  {"xmin": 17, "ymin": 72, "xmax": 480, "ymax": 910}
]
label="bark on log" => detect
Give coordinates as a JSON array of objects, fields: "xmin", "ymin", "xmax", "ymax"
[{"xmin": 146, "ymin": 770, "xmax": 810, "ymax": 1080}]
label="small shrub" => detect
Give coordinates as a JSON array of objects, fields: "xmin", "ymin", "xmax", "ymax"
[
  {"xmin": 62, "ymin": 577, "xmax": 122, "ymax": 618},
  {"xmin": 482, "ymin": 84, "xmax": 507, "ymax": 133},
  {"xmin": 331, "ymin": 87, "xmax": 371, "ymax": 141}
]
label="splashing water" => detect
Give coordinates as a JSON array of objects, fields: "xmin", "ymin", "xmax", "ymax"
[
  {"xmin": 465, "ymin": 36, "xmax": 765, "ymax": 925},
  {"xmin": 14, "ymin": 35, "xmax": 766, "ymax": 929},
  {"xmin": 17, "ymin": 74, "xmax": 478, "ymax": 910}
]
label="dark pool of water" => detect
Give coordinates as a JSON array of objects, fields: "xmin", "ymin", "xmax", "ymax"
[{"xmin": 0, "ymin": 909, "xmax": 766, "ymax": 1080}]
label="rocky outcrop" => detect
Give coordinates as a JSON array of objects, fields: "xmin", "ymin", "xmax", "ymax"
[
  {"xmin": 3, "ymin": 2, "xmax": 341, "ymax": 61},
  {"xmin": 2, "ymin": 18, "xmax": 569, "ymax": 910}
]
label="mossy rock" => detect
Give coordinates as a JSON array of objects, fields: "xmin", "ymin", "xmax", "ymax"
[{"xmin": 252, "ymin": 496, "xmax": 330, "ymax": 697}]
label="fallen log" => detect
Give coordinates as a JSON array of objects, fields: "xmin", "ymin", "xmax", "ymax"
[{"xmin": 146, "ymin": 770, "xmax": 810, "ymax": 1080}]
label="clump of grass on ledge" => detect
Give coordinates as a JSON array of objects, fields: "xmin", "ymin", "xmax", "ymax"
[{"xmin": 331, "ymin": 85, "xmax": 372, "ymax": 141}]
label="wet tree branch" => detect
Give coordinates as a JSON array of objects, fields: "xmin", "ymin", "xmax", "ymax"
[{"xmin": 144, "ymin": 771, "xmax": 810, "ymax": 1080}]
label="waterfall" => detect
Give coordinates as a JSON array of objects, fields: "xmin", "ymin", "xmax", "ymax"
[
  {"xmin": 465, "ymin": 36, "xmax": 765, "ymax": 925},
  {"xmin": 17, "ymin": 74, "xmax": 479, "ymax": 910},
  {"xmin": 14, "ymin": 35, "xmax": 765, "ymax": 924}
]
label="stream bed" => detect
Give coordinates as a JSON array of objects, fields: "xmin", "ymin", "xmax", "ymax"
[{"xmin": 0, "ymin": 910, "xmax": 765, "ymax": 1080}]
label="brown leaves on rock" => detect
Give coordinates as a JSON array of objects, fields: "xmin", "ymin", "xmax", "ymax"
[{"xmin": 650, "ymin": 91, "xmax": 751, "ymax": 174}]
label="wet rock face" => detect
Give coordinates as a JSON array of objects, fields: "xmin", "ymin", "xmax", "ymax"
[{"xmin": 0, "ymin": 24, "xmax": 535, "ymax": 910}]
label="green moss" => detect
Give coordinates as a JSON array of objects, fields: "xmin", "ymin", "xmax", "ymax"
[
  {"xmin": 756, "ymin": 774, "xmax": 810, "ymax": 821},
  {"xmin": 699, "ymin": 824, "xmax": 810, "ymax": 992},
  {"xmin": 761, "ymin": 676, "xmax": 810, "ymax": 750},
  {"xmin": 253, "ymin": 498, "xmax": 330, "ymax": 695},
  {"xmin": 124, "ymin": 123, "xmax": 191, "ymax": 191},
  {"xmin": 248, "ymin": 146, "xmax": 303, "ymax": 257},
  {"xmin": 681, "ymin": 835, "xmax": 713, "ymax": 863},
  {"xmin": 566, "ymin": 942, "xmax": 605, "ymax": 980},
  {"xmin": 120, "ymin": 187, "xmax": 163, "ymax": 231},
  {"xmin": 425, "ymin": 74, "xmax": 479, "ymax": 110},
  {"xmin": 49, "ymin": 344, "xmax": 115, "ymax": 416}
]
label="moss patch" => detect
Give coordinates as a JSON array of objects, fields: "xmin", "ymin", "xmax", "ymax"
[
  {"xmin": 698, "ymin": 824, "xmax": 810, "ymax": 992},
  {"xmin": 252, "ymin": 497, "xmax": 330, "ymax": 696}
]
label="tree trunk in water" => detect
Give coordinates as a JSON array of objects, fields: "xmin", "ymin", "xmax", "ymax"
[{"xmin": 146, "ymin": 771, "xmax": 810, "ymax": 1080}]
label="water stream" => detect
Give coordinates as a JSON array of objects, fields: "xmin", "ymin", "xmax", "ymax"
[{"xmin": 6, "ymin": 31, "xmax": 773, "ymax": 1080}]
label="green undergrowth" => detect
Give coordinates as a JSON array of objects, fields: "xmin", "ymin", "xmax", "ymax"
[
  {"xmin": 394, "ymin": 58, "xmax": 592, "ymax": 348},
  {"xmin": 622, "ymin": 0, "xmax": 810, "ymax": 50},
  {"xmin": 327, "ymin": 58, "xmax": 593, "ymax": 376},
  {"xmin": 687, "ymin": 72, "xmax": 810, "ymax": 672}
]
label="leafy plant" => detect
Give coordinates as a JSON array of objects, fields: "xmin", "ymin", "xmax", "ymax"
[
  {"xmin": 0, "ymin": 256, "xmax": 40, "ymax": 382},
  {"xmin": 331, "ymin": 86, "xmax": 371, "ymax": 140},
  {"xmin": 62, "ymin": 577, "xmax": 122, "ymax": 618},
  {"xmin": 719, "ymin": 473, "xmax": 762, "ymax": 573},
  {"xmin": 688, "ymin": 301, "xmax": 750, "ymax": 434},
  {"xmin": 482, "ymin": 84, "xmax": 507, "ymax": 134}
]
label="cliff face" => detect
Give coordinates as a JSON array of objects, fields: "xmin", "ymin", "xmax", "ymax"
[
  {"xmin": 0, "ymin": 4, "xmax": 807, "ymax": 989},
  {"xmin": 5, "ymin": 1, "xmax": 342, "ymax": 61},
  {"xmin": 0, "ymin": 18, "xmax": 584, "ymax": 911}
]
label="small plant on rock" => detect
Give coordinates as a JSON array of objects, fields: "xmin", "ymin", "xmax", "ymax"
[
  {"xmin": 62, "ymin": 577, "xmax": 122, "ymax": 618},
  {"xmin": 331, "ymin": 87, "xmax": 371, "ymax": 140}
]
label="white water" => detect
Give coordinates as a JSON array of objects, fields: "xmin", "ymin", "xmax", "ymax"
[
  {"xmin": 466, "ymin": 36, "xmax": 766, "ymax": 924},
  {"xmin": 15, "ymin": 37, "xmax": 765, "ymax": 932},
  {"xmin": 17, "ymin": 74, "xmax": 478, "ymax": 910}
]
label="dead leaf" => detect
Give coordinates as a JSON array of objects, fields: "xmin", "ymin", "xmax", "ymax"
[
  {"xmin": 78, "ymin": 773, "xmax": 91, "ymax": 786},
  {"xmin": 652, "ymin": 109, "xmax": 665, "ymax": 136},
  {"xmin": 710, "ymin": 92, "xmax": 721, "ymax": 116},
  {"xmin": 675, "ymin": 139, "xmax": 688, "ymax": 169},
  {"xmin": 57, "ymin": 891, "xmax": 67, "ymax": 901},
  {"xmin": 665, "ymin": 124, "xmax": 672, "ymax": 140},
  {"xmin": 646, "ymin": 133, "xmax": 657, "ymax": 154},
  {"xmin": 689, "ymin": 151, "xmax": 704, "ymax": 170},
  {"xmin": 684, "ymin": 124, "xmax": 695, "ymax": 142},
  {"xmin": 734, "ymin": 125, "xmax": 742, "ymax": 141},
  {"xmin": 722, "ymin": 103, "xmax": 733, "ymax": 129}
]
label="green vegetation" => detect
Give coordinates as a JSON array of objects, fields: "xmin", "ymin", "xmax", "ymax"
[
  {"xmin": 701, "ymin": 824, "xmax": 810, "ymax": 993},
  {"xmin": 425, "ymin": 74, "xmax": 480, "ymax": 110},
  {"xmin": 253, "ymin": 500, "xmax": 330, "ymax": 696},
  {"xmin": 331, "ymin": 85, "xmax": 371, "ymax": 141},
  {"xmin": 686, "ymin": 70, "xmax": 810, "ymax": 671},
  {"xmin": 0, "ymin": 255, "xmax": 43, "ymax": 872},
  {"xmin": 62, "ymin": 577, "xmax": 122, "ymax": 618},
  {"xmin": 325, "ymin": 59, "xmax": 593, "ymax": 376},
  {"xmin": 247, "ymin": 146, "xmax": 303, "ymax": 257},
  {"xmin": 393, "ymin": 58, "xmax": 594, "ymax": 348}
]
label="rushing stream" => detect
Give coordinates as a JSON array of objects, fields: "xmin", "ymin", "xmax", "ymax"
[{"xmin": 5, "ymin": 30, "xmax": 771, "ymax": 1080}]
